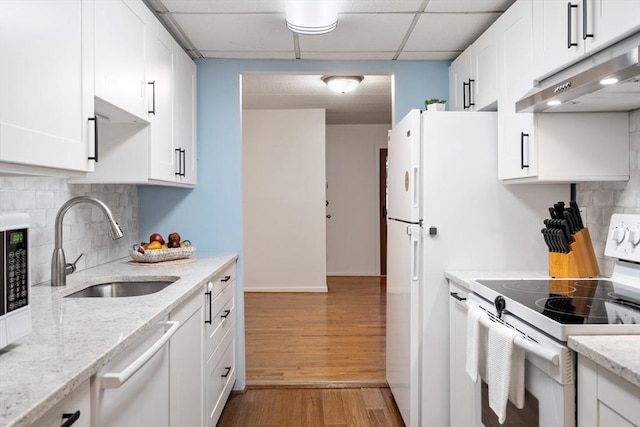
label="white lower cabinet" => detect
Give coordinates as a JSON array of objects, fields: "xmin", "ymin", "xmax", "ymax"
[
  {"xmin": 31, "ymin": 380, "xmax": 91, "ymax": 427},
  {"xmin": 170, "ymin": 290, "xmax": 204, "ymax": 427},
  {"xmin": 577, "ymin": 354, "xmax": 640, "ymax": 427},
  {"xmin": 448, "ymin": 280, "xmax": 479, "ymax": 427},
  {"xmin": 203, "ymin": 265, "xmax": 237, "ymax": 426}
]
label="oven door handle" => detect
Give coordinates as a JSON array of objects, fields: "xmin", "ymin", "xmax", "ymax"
[{"xmin": 477, "ymin": 315, "xmax": 559, "ymax": 365}]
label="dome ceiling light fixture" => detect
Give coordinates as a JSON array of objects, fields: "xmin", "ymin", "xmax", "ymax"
[
  {"xmin": 285, "ymin": 0, "xmax": 338, "ymax": 35},
  {"xmin": 322, "ymin": 75, "xmax": 364, "ymax": 94}
]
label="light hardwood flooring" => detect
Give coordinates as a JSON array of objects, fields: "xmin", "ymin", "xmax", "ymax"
[
  {"xmin": 220, "ymin": 277, "xmax": 403, "ymax": 426},
  {"xmin": 244, "ymin": 276, "xmax": 387, "ymax": 386}
]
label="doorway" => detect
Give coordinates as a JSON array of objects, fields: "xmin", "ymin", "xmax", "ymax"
[{"xmin": 379, "ymin": 148, "xmax": 388, "ymax": 275}]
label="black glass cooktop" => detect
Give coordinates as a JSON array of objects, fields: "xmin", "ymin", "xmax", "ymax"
[{"xmin": 475, "ymin": 279, "xmax": 640, "ymax": 325}]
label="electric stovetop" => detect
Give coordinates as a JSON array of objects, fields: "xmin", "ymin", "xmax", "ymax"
[{"xmin": 470, "ymin": 278, "xmax": 640, "ymax": 341}]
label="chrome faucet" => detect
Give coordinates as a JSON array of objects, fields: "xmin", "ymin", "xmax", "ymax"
[{"xmin": 51, "ymin": 196, "xmax": 124, "ymax": 287}]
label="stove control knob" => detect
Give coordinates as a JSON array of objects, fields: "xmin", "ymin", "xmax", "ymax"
[
  {"xmin": 628, "ymin": 228, "xmax": 640, "ymax": 247},
  {"xmin": 612, "ymin": 227, "xmax": 626, "ymax": 244}
]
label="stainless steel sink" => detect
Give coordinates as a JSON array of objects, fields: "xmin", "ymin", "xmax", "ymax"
[{"xmin": 65, "ymin": 277, "xmax": 178, "ymax": 298}]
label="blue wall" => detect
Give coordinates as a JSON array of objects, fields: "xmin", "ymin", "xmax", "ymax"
[{"xmin": 138, "ymin": 59, "xmax": 450, "ymax": 248}]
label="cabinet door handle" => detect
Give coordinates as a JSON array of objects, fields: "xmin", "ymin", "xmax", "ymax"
[
  {"xmin": 567, "ymin": 3, "xmax": 578, "ymax": 48},
  {"xmin": 175, "ymin": 148, "xmax": 181, "ymax": 176},
  {"xmin": 88, "ymin": 116, "xmax": 98, "ymax": 162},
  {"xmin": 221, "ymin": 366, "xmax": 232, "ymax": 378},
  {"xmin": 60, "ymin": 411, "xmax": 81, "ymax": 427},
  {"xmin": 221, "ymin": 275, "xmax": 231, "ymax": 283},
  {"xmin": 180, "ymin": 149, "xmax": 186, "ymax": 177},
  {"xmin": 468, "ymin": 79, "xmax": 475, "ymax": 107},
  {"xmin": 148, "ymin": 81, "xmax": 156, "ymax": 115},
  {"xmin": 462, "ymin": 81, "xmax": 469, "ymax": 109},
  {"xmin": 220, "ymin": 309, "xmax": 231, "ymax": 319},
  {"xmin": 520, "ymin": 132, "xmax": 530, "ymax": 169},
  {"xmin": 582, "ymin": 0, "xmax": 593, "ymax": 40},
  {"xmin": 100, "ymin": 321, "xmax": 180, "ymax": 389},
  {"xmin": 449, "ymin": 291, "xmax": 467, "ymax": 302},
  {"xmin": 205, "ymin": 291, "xmax": 212, "ymax": 324}
]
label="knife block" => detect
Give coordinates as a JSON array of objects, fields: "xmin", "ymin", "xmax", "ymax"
[{"xmin": 548, "ymin": 228, "xmax": 600, "ymax": 278}]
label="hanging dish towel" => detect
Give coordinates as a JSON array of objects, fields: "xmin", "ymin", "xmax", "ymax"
[
  {"xmin": 465, "ymin": 305, "xmax": 487, "ymax": 383},
  {"xmin": 487, "ymin": 321, "xmax": 525, "ymax": 424}
]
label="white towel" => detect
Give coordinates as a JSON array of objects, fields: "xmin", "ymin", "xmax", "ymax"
[
  {"xmin": 487, "ymin": 321, "xmax": 526, "ymax": 424},
  {"xmin": 465, "ymin": 305, "xmax": 486, "ymax": 383}
]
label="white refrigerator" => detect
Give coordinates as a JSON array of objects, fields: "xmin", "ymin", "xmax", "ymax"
[{"xmin": 385, "ymin": 110, "xmax": 569, "ymax": 426}]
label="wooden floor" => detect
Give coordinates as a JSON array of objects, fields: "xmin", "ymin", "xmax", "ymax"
[
  {"xmin": 217, "ymin": 387, "xmax": 404, "ymax": 427},
  {"xmin": 219, "ymin": 277, "xmax": 403, "ymax": 426},
  {"xmin": 244, "ymin": 276, "xmax": 387, "ymax": 385}
]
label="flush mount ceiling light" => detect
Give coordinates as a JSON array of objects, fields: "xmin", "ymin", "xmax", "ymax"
[
  {"xmin": 285, "ymin": 0, "xmax": 338, "ymax": 35},
  {"xmin": 547, "ymin": 100, "xmax": 562, "ymax": 106},
  {"xmin": 600, "ymin": 77, "xmax": 619, "ymax": 85},
  {"xmin": 322, "ymin": 75, "xmax": 364, "ymax": 93}
]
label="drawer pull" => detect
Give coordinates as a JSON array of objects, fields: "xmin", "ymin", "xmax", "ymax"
[
  {"xmin": 205, "ymin": 291, "xmax": 212, "ymax": 324},
  {"xmin": 221, "ymin": 275, "xmax": 231, "ymax": 283},
  {"xmin": 221, "ymin": 366, "xmax": 232, "ymax": 378},
  {"xmin": 449, "ymin": 291, "xmax": 467, "ymax": 302},
  {"xmin": 61, "ymin": 411, "xmax": 81, "ymax": 427},
  {"xmin": 220, "ymin": 309, "xmax": 231, "ymax": 319}
]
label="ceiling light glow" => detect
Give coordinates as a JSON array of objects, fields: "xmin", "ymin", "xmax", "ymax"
[
  {"xmin": 547, "ymin": 100, "xmax": 562, "ymax": 106},
  {"xmin": 286, "ymin": 0, "xmax": 338, "ymax": 35},
  {"xmin": 600, "ymin": 77, "xmax": 619, "ymax": 85},
  {"xmin": 322, "ymin": 76, "xmax": 364, "ymax": 93}
]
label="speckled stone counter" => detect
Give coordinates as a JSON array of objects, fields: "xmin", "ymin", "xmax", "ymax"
[
  {"xmin": 445, "ymin": 269, "xmax": 552, "ymax": 289},
  {"xmin": 568, "ymin": 335, "xmax": 640, "ymax": 387},
  {"xmin": 0, "ymin": 253, "xmax": 237, "ymax": 427}
]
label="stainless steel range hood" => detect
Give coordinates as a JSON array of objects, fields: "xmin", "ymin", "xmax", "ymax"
[{"xmin": 516, "ymin": 41, "xmax": 640, "ymax": 113}]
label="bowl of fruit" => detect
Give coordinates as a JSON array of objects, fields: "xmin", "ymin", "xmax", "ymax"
[{"xmin": 129, "ymin": 232, "xmax": 195, "ymax": 263}]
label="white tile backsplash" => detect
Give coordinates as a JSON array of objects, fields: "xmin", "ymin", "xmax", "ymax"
[
  {"xmin": 0, "ymin": 178, "xmax": 138, "ymax": 285},
  {"xmin": 577, "ymin": 109, "xmax": 640, "ymax": 277}
]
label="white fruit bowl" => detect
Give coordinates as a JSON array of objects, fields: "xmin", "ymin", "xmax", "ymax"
[{"xmin": 129, "ymin": 246, "xmax": 196, "ymax": 263}]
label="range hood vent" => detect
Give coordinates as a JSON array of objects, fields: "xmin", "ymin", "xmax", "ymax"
[{"xmin": 516, "ymin": 41, "xmax": 640, "ymax": 113}]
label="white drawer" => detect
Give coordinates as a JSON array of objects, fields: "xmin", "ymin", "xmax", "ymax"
[
  {"xmin": 205, "ymin": 324, "xmax": 236, "ymax": 427},
  {"xmin": 206, "ymin": 265, "xmax": 235, "ymax": 300},
  {"xmin": 205, "ymin": 283, "xmax": 235, "ymax": 357}
]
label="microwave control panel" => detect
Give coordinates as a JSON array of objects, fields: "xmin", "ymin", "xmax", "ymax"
[{"xmin": 5, "ymin": 228, "xmax": 28, "ymax": 313}]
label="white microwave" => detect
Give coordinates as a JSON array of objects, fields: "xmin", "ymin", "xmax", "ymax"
[{"xmin": 0, "ymin": 213, "xmax": 32, "ymax": 349}]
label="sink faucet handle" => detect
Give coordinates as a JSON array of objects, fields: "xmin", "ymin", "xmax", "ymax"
[{"xmin": 66, "ymin": 253, "xmax": 84, "ymax": 275}]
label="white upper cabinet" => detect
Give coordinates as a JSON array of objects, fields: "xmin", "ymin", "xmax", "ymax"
[
  {"xmin": 0, "ymin": 0, "xmax": 95, "ymax": 175},
  {"xmin": 94, "ymin": 0, "xmax": 149, "ymax": 122},
  {"xmin": 497, "ymin": 0, "xmax": 630, "ymax": 183},
  {"xmin": 148, "ymin": 19, "xmax": 177, "ymax": 182},
  {"xmin": 533, "ymin": 0, "xmax": 640, "ymax": 80},
  {"xmin": 448, "ymin": 26, "xmax": 499, "ymax": 112},
  {"xmin": 174, "ymin": 48, "xmax": 198, "ymax": 185}
]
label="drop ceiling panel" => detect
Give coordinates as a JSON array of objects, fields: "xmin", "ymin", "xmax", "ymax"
[
  {"xmin": 159, "ymin": 0, "xmax": 283, "ymax": 13},
  {"xmin": 299, "ymin": 13, "xmax": 414, "ymax": 52},
  {"xmin": 338, "ymin": 0, "xmax": 425, "ymax": 13},
  {"xmin": 425, "ymin": 0, "xmax": 516, "ymax": 13},
  {"xmin": 404, "ymin": 12, "xmax": 501, "ymax": 52},
  {"xmin": 397, "ymin": 51, "xmax": 460, "ymax": 60},
  {"xmin": 302, "ymin": 51, "xmax": 397, "ymax": 60},
  {"xmin": 172, "ymin": 13, "xmax": 293, "ymax": 52}
]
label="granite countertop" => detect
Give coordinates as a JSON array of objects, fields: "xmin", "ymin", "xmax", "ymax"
[
  {"xmin": 568, "ymin": 335, "xmax": 640, "ymax": 387},
  {"xmin": 445, "ymin": 269, "xmax": 640, "ymax": 388},
  {"xmin": 0, "ymin": 253, "xmax": 238, "ymax": 427}
]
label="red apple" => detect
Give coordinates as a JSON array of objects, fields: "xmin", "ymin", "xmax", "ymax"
[
  {"xmin": 168, "ymin": 232, "xmax": 181, "ymax": 242},
  {"xmin": 149, "ymin": 233, "xmax": 165, "ymax": 245}
]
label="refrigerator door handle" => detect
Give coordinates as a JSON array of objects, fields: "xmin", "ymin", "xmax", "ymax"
[
  {"xmin": 411, "ymin": 235, "xmax": 419, "ymax": 281},
  {"xmin": 412, "ymin": 167, "xmax": 419, "ymax": 208}
]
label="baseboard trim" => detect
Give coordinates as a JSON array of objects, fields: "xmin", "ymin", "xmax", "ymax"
[
  {"xmin": 246, "ymin": 380, "xmax": 389, "ymax": 389},
  {"xmin": 326, "ymin": 272, "xmax": 380, "ymax": 276},
  {"xmin": 243, "ymin": 286, "xmax": 328, "ymax": 292}
]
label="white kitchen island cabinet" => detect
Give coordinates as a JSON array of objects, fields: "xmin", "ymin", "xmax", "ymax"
[
  {"xmin": 496, "ymin": 0, "xmax": 629, "ymax": 183},
  {"xmin": 0, "ymin": 0, "xmax": 95, "ymax": 176},
  {"xmin": 532, "ymin": 0, "xmax": 640, "ymax": 80}
]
